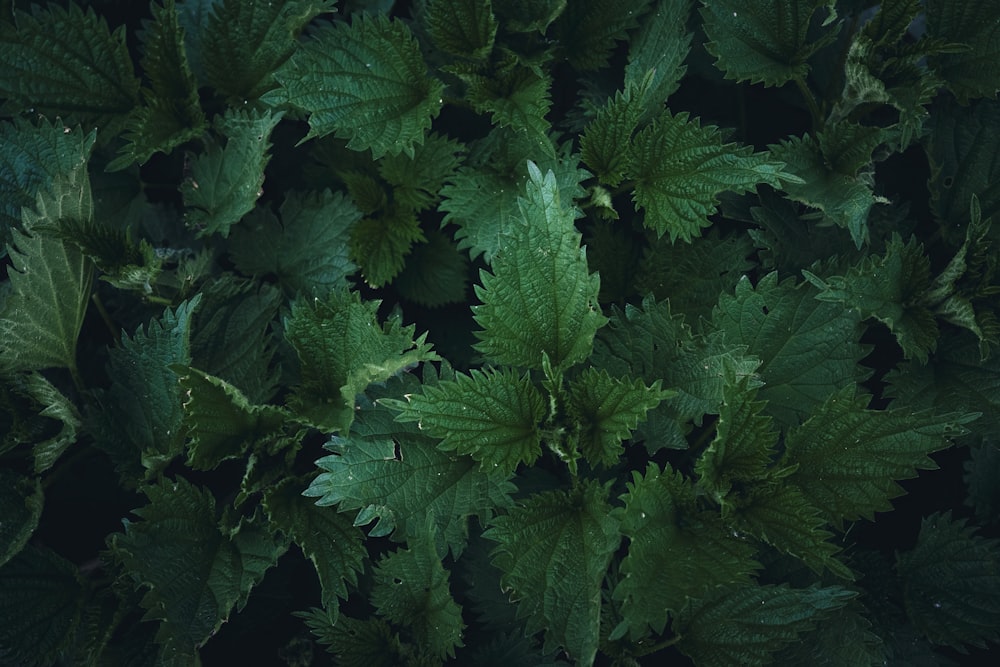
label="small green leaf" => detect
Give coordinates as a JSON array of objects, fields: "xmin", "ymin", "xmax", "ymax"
[
  {"xmin": 624, "ymin": 0, "xmax": 692, "ymax": 115},
  {"xmin": 424, "ymin": 0, "xmax": 497, "ymax": 61},
  {"xmin": 580, "ymin": 83, "xmax": 646, "ymax": 187},
  {"xmin": 461, "ymin": 61, "xmax": 552, "ymax": 143},
  {"xmin": 386, "ymin": 367, "xmax": 547, "ymax": 474},
  {"xmin": 699, "ymin": 0, "xmax": 840, "ymax": 87},
  {"xmin": 298, "ymin": 611, "xmax": 407, "ymax": 667},
  {"xmin": 898, "ymin": 511, "xmax": 1000, "ymax": 650},
  {"xmin": 22, "ymin": 372, "xmax": 82, "ymax": 473},
  {"xmin": 926, "ymin": 0, "xmax": 1000, "ymax": 102},
  {"xmin": 372, "ymin": 531, "xmax": 465, "ymax": 659},
  {"xmin": 265, "ymin": 14, "xmax": 444, "ymax": 157},
  {"xmin": 629, "ymin": 110, "xmax": 797, "ymax": 241},
  {"xmin": 0, "ymin": 469, "xmax": 42, "ymax": 568},
  {"xmin": 377, "ymin": 132, "xmax": 465, "ymax": 214},
  {"xmin": 473, "ymin": 162, "xmax": 607, "ymax": 370},
  {"xmin": 554, "ymin": 0, "xmax": 652, "ymax": 71},
  {"xmin": 349, "ymin": 206, "xmax": 425, "ymax": 287},
  {"xmin": 484, "ymin": 479, "xmax": 620, "ymax": 667}
]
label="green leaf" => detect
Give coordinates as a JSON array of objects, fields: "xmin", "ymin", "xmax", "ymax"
[
  {"xmin": 567, "ymin": 368, "xmax": 671, "ymax": 468},
  {"xmin": 699, "ymin": 0, "xmax": 840, "ymax": 87},
  {"xmin": 265, "ymin": 14, "xmax": 444, "ymax": 157},
  {"xmin": 349, "ymin": 206, "xmax": 425, "ymax": 287},
  {"xmin": 629, "ymin": 110, "xmax": 797, "ymax": 241},
  {"xmin": 0, "ymin": 469, "xmax": 42, "ymax": 568},
  {"xmin": 298, "ymin": 610, "xmax": 408, "ymax": 667},
  {"xmin": 712, "ymin": 272, "xmax": 867, "ymax": 426},
  {"xmin": 553, "ymin": 0, "xmax": 652, "ymax": 71},
  {"xmin": 0, "ymin": 545, "xmax": 85, "ymax": 667},
  {"xmin": 108, "ymin": 0, "xmax": 206, "ymax": 171},
  {"xmin": 305, "ymin": 405, "xmax": 514, "ymax": 556},
  {"xmin": 284, "ymin": 288, "xmax": 439, "ymax": 431},
  {"xmin": 461, "ymin": 61, "xmax": 552, "ymax": 143},
  {"xmin": 0, "ymin": 170, "xmax": 95, "ymax": 377},
  {"xmin": 926, "ymin": 0, "xmax": 1000, "ymax": 103},
  {"xmin": 394, "ymin": 229, "xmax": 470, "ymax": 307},
  {"xmin": 22, "ymin": 372, "xmax": 82, "ymax": 473},
  {"xmin": 181, "ymin": 107, "xmax": 283, "ymax": 238},
  {"xmin": 203, "ymin": 0, "xmax": 335, "ymax": 101},
  {"xmin": 492, "ymin": 0, "xmax": 566, "ymax": 33},
  {"xmin": 613, "ymin": 463, "xmax": 758, "ymax": 639},
  {"xmin": 769, "ymin": 134, "xmax": 876, "ymax": 247},
  {"xmin": 804, "ymin": 235, "xmax": 938, "ymax": 363},
  {"xmin": 624, "ymin": 0, "xmax": 692, "ymax": 116},
  {"xmin": 386, "ymin": 367, "xmax": 547, "ymax": 474},
  {"xmin": 817, "ymin": 120, "xmax": 888, "ymax": 177},
  {"xmin": 263, "ymin": 478, "xmax": 367, "ymax": 611},
  {"xmin": 782, "ymin": 385, "xmax": 976, "ymax": 527},
  {"xmin": 111, "ymin": 478, "xmax": 289, "ymax": 660},
  {"xmin": 472, "ymin": 162, "xmax": 607, "ymax": 369},
  {"xmin": 580, "ymin": 82, "xmax": 647, "ymax": 188},
  {"xmin": 229, "ymin": 189, "xmax": 360, "ymax": 295},
  {"xmin": 898, "ymin": 511, "xmax": 1000, "ymax": 651},
  {"xmin": 377, "ymin": 132, "xmax": 465, "ymax": 213},
  {"xmin": 484, "ymin": 480, "xmax": 620, "ymax": 667},
  {"xmin": 0, "ymin": 2, "xmax": 139, "ymax": 133},
  {"xmin": 423, "ymin": 0, "xmax": 497, "ymax": 61},
  {"xmin": 675, "ymin": 583, "xmax": 856, "ymax": 666},
  {"xmin": 372, "ymin": 531, "xmax": 465, "ymax": 659}
]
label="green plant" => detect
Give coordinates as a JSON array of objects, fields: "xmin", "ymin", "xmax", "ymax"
[{"xmin": 2, "ymin": 0, "xmax": 1000, "ymax": 664}]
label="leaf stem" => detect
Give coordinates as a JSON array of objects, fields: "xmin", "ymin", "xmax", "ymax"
[
  {"xmin": 91, "ymin": 292, "xmax": 121, "ymax": 345},
  {"xmin": 794, "ymin": 76, "xmax": 824, "ymax": 132}
]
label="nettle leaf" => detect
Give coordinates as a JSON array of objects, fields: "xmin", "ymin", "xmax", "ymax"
[
  {"xmin": 699, "ymin": 0, "xmax": 840, "ymax": 87},
  {"xmin": 22, "ymin": 372, "xmax": 82, "ymax": 473},
  {"xmin": 0, "ymin": 2, "xmax": 139, "ymax": 133},
  {"xmin": 0, "ymin": 169, "xmax": 95, "ymax": 377},
  {"xmin": 580, "ymin": 82, "xmax": 647, "ymax": 188},
  {"xmin": 712, "ymin": 272, "xmax": 867, "ymax": 427},
  {"xmin": 263, "ymin": 478, "xmax": 366, "ymax": 611},
  {"xmin": 897, "ymin": 511, "xmax": 1000, "ymax": 651},
  {"xmin": 804, "ymin": 235, "xmax": 938, "ymax": 363},
  {"xmin": 386, "ymin": 367, "xmax": 547, "ymax": 474},
  {"xmin": 473, "ymin": 163, "xmax": 607, "ymax": 370},
  {"xmin": 394, "ymin": 229, "xmax": 470, "ymax": 307},
  {"xmin": 623, "ymin": 0, "xmax": 692, "ymax": 117},
  {"xmin": 461, "ymin": 62, "xmax": 552, "ymax": 144},
  {"xmin": 0, "ymin": 469, "xmax": 43, "ymax": 568},
  {"xmin": 0, "ymin": 545, "xmax": 85, "ymax": 667},
  {"xmin": 484, "ymin": 479, "xmax": 620, "ymax": 667},
  {"xmin": 926, "ymin": 0, "xmax": 1000, "ymax": 103},
  {"xmin": 111, "ymin": 478, "xmax": 289, "ymax": 661},
  {"xmin": 229, "ymin": 189, "xmax": 360, "ymax": 295},
  {"xmin": 613, "ymin": 464, "xmax": 758, "ymax": 640},
  {"xmin": 769, "ymin": 134, "xmax": 876, "ymax": 247},
  {"xmin": 203, "ymin": 0, "xmax": 335, "ymax": 101},
  {"xmin": 566, "ymin": 368, "xmax": 671, "ymax": 468},
  {"xmin": 299, "ymin": 611, "xmax": 409, "ymax": 667},
  {"xmin": 284, "ymin": 288, "xmax": 439, "ymax": 431},
  {"xmin": 265, "ymin": 14, "xmax": 444, "ymax": 157},
  {"xmin": 181, "ymin": 108, "xmax": 283, "ymax": 238},
  {"xmin": 629, "ymin": 110, "xmax": 797, "ymax": 241},
  {"xmin": 772, "ymin": 601, "xmax": 885, "ymax": 666},
  {"xmin": 675, "ymin": 583, "xmax": 855, "ymax": 666},
  {"xmin": 782, "ymin": 385, "xmax": 976, "ymax": 527},
  {"xmin": 109, "ymin": 0, "xmax": 206, "ymax": 172},
  {"xmin": 0, "ymin": 119, "xmax": 96, "ymax": 252},
  {"xmin": 371, "ymin": 531, "xmax": 465, "ymax": 659},
  {"xmin": 492, "ymin": 0, "xmax": 566, "ymax": 33},
  {"xmin": 553, "ymin": 0, "xmax": 651, "ymax": 71},
  {"xmin": 349, "ymin": 206, "xmax": 425, "ymax": 287},
  {"xmin": 304, "ymin": 406, "xmax": 515, "ymax": 556},
  {"xmin": 424, "ymin": 0, "xmax": 498, "ymax": 61}
]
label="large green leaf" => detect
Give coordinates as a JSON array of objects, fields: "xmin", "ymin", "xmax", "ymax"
[
  {"xmin": 265, "ymin": 13, "xmax": 444, "ymax": 157},
  {"xmin": 484, "ymin": 480, "xmax": 620, "ymax": 667},
  {"xmin": 472, "ymin": 162, "xmax": 607, "ymax": 370}
]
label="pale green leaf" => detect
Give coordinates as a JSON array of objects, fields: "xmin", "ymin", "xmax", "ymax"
[
  {"xmin": 181, "ymin": 108, "xmax": 283, "ymax": 238},
  {"xmin": 484, "ymin": 480, "xmax": 620, "ymax": 667},
  {"xmin": 898, "ymin": 511, "xmax": 1000, "ymax": 650},
  {"xmin": 699, "ymin": 0, "xmax": 840, "ymax": 87},
  {"xmin": 265, "ymin": 14, "xmax": 444, "ymax": 157},
  {"xmin": 472, "ymin": 162, "xmax": 607, "ymax": 370},
  {"xmin": 424, "ymin": 0, "xmax": 497, "ymax": 61},
  {"xmin": 629, "ymin": 110, "xmax": 797, "ymax": 241},
  {"xmin": 386, "ymin": 367, "xmax": 547, "ymax": 474},
  {"xmin": 0, "ymin": 469, "xmax": 42, "ymax": 568},
  {"xmin": 782, "ymin": 385, "xmax": 976, "ymax": 526},
  {"xmin": 624, "ymin": 0, "xmax": 692, "ymax": 115},
  {"xmin": 554, "ymin": 0, "xmax": 652, "ymax": 71},
  {"xmin": 372, "ymin": 531, "xmax": 464, "ymax": 659},
  {"xmin": 675, "ymin": 583, "xmax": 856, "ymax": 666},
  {"xmin": 926, "ymin": 0, "xmax": 1000, "ymax": 102}
]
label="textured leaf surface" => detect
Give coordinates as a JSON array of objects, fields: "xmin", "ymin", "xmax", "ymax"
[
  {"xmin": 782, "ymin": 385, "xmax": 975, "ymax": 526},
  {"xmin": 926, "ymin": 0, "xmax": 1000, "ymax": 102},
  {"xmin": 484, "ymin": 480, "xmax": 620, "ymax": 667},
  {"xmin": 613, "ymin": 464, "xmax": 758, "ymax": 639},
  {"xmin": 349, "ymin": 206, "xmax": 425, "ymax": 287},
  {"xmin": 284, "ymin": 288, "xmax": 438, "ymax": 431},
  {"xmin": 112, "ymin": 479, "xmax": 288, "ymax": 659},
  {"xmin": 629, "ymin": 111, "xmax": 796, "ymax": 241},
  {"xmin": 424, "ymin": 0, "xmax": 497, "ymax": 60},
  {"xmin": 473, "ymin": 163, "xmax": 606, "ymax": 369},
  {"xmin": 675, "ymin": 583, "xmax": 855, "ymax": 666},
  {"xmin": 305, "ymin": 407, "xmax": 514, "ymax": 556},
  {"xmin": 897, "ymin": 511, "xmax": 1000, "ymax": 650},
  {"xmin": 386, "ymin": 367, "xmax": 547, "ymax": 474},
  {"xmin": 372, "ymin": 532, "xmax": 464, "ymax": 659},
  {"xmin": 0, "ymin": 469, "xmax": 42, "ymax": 568},
  {"xmin": 22, "ymin": 373, "xmax": 82, "ymax": 473},
  {"xmin": 624, "ymin": 0, "xmax": 692, "ymax": 115},
  {"xmin": 298, "ymin": 611, "xmax": 407, "ymax": 667},
  {"xmin": 700, "ymin": 0, "xmax": 840, "ymax": 87},
  {"xmin": 554, "ymin": 0, "xmax": 651, "ymax": 71},
  {"xmin": 377, "ymin": 132, "xmax": 465, "ymax": 214},
  {"xmin": 263, "ymin": 478, "xmax": 366, "ymax": 610},
  {"xmin": 229, "ymin": 190, "xmax": 360, "ymax": 295},
  {"xmin": 580, "ymin": 83, "xmax": 646, "ymax": 187},
  {"xmin": 712, "ymin": 272, "xmax": 867, "ymax": 426},
  {"xmin": 265, "ymin": 14, "xmax": 443, "ymax": 156},
  {"xmin": 462, "ymin": 63, "xmax": 552, "ymax": 143}
]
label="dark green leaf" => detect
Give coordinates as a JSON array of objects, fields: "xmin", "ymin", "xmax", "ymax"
[
  {"xmin": 394, "ymin": 229, "xmax": 470, "ymax": 307},
  {"xmin": 424, "ymin": 0, "xmax": 497, "ymax": 61},
  {"xmin": 0, "ymin": 469, "xmax": 42, "ymax": 568},
  {"xmin": 624, "ymin": 0, "xmax": 692, "ymax": 116},
  {"xmin": 926, "ymin": 0, "xmax": 1000, "ymax": 102},
  {"xmin": 554, "ymin": 0, "xmax": 652, "ymax": 71}
]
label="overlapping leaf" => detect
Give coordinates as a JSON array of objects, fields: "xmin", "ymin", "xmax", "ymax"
[
  {"xmin": 553, "ymin": 0, "xmax": 651, "ymax": 71},
  {"xmin": 393, "ymin": 229, "xmax": 470, "ymax": 307},
  {"xmin": 349, "ymin": 206, "xmax": 425, "ymax": 287},
  {"xmin": 926, "ymin": 0, "xmax": 1000, "ymax": 102},
  {"xmin": 623, "ymin": 0, "xmax": 692, "ymax": 116},
  {"xmin": 424, "ymin": 0, "xmax": 497, "ymax": 61}
]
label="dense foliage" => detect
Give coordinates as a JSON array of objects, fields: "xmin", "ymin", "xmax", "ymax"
[{"xmin": 1, "ymin": 0, "xmax": 1000, "ymax": 665}]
